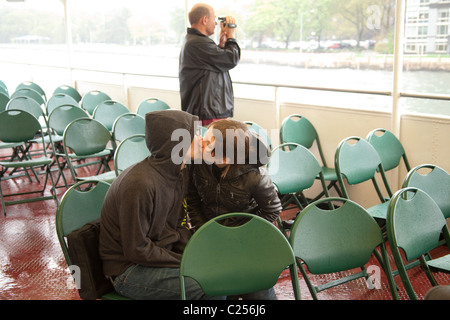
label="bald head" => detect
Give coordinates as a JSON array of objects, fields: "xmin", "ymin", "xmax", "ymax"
[{"xmin": 189, "ymin": 3, "xmax": 214, "ymax": 25}]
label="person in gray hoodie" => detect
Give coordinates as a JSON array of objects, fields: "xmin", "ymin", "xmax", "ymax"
[{"xmin": 99, "ymin": 109, "xmax": 220, "ymax": 300}]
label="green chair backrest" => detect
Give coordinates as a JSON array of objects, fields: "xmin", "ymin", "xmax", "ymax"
[
  {"xmin": 48, "ymin": 104, "xmax": 90, "ymax": 136},
  {"xmin": 0, "ymin": 92, "xmax": 9, "ymax": 112},
  {"xmin": 53, "ymin": 85, "xmax": 82, "ymax": 102},
  {"xmin": 112, "ymin": 113, "xmax": 145, "ymax": 142},
  {"xmin": 55, "ymin": 180, "xmax": 110, "ymax": 264},
  {"xmin": 93, "ymin": 100, "xmax": 130, "ymax": 131},
  {"xmin": 81, "ymin": 90, "xmax": 111, "ymax": 115},
  {"xmin": 46, "ymin": 93, "xmax": 79, "ymax": 116},
  {"xmin": 6, "ymin": 96, "xmax": 44, "ymax": 121},
  {"xmin": 0, "ymin": 80, "xmax": 9, "ymax": 96},
  {"xmin": 180, "ymin": 212, "xmax": 299, "ymax": 298},
  {"xmin": 244, "ymin": 121, "xmax": 272, "ymax": 149},
  {"xmin": 137, "ymin": 97, "xmax": 169, "ymax": 117},
  {"xmin": 0, "ymin": 109, "xmax": 42, "ymax": 143},
  {"xmin": 16, "ymin": 81, "xmax": 46, "ymax": 100},
  {"xmin": 290, "ymin": 197, "xmax": 384, "ymax": 274},
  {"xmin": 63, "ymin": 118, "xmax": 112, "ymax": 156},
  {"xmin": 387, "ymin": 187, "xmax": 447, "ymax": 262},
  {"xmin": 267, "ymin": 143, "xmax": 321, "ymax": 194},
  {"xmin": 114, "ymin": 134, "xmax": 150, "ymax": 176},
  {"xmin": 11, "ymin": 87, "xmax": 45, "ymax": 106},
  {"xmin": 367, "ymin": 128, "xmax": 411, "ymax": 172},
  {"xmin": 280, "ymin": 114, "xmax": 318, "ymax": 149},
  {"xmin": 336, "ymin": 136, "xmax": 382, "ymax": 185},
  {"xmin": 402, "ymin": 164, "xmax": 450, "ymax": 219}
]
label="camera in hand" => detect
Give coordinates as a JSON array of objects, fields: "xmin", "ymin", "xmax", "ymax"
[{"xmin": 218, "ymin": 17, "xmax": 237, "ymax": 28}]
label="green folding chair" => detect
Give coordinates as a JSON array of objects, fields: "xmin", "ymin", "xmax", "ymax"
[
  {"xmin": 267, "ymin": 143, "xmax": 330, "ymax": 234},
  {"xmin": 46, "ymin": 93, "xmax": 79, "ymax": 116},
  {"xmin": 0, "ymin": 110, "xmax": 58, "ymax": 216},
  {"xmin": 63, "ymin": 118, "xmax": 116, "ymax": 183},
  {"xmin": 93, "ymin": 100, "xmax": 130, "ymax": 132},
  {"xmin": 11, "ymin": 87, "xmax": 45, "ymax": 107},
  {"xmin": 53, "ymin": 85, "xmax": 82, "ymax": 102},
  {"xmin": 114, "ymin": 134, "xmax": 150, "ymax": 176},
  {"xmin": 81, "ymin": 90, "xmax": 111, "ymax": 115},
  {"xmin": 136, "ymin": 97, "xmax": 169, "ymax": 117},
  {"xmin": 386, "ymin": 187, "xmax": 450, "ymax": 300},
  {"xmin": 0, "ymin": 92, "xmax": 9, "ymax": 112},
  {"xmin": 47, "ymin": 104, "xmax": 91, "ymax": 188},
  {"xmin": 180, "ymin": 212, "xmax": 301, "ymax": 300},
  {"xmin": 56, "ymin": 180, "xmax": 131, "ymax": 300},
  {"xmin": 280, "ymin": 114, "xmax": 341, "ymax": 200},
  {"xmin": 289, "ymin": 197, "xmax": 399, "ymax": 300},
  {"xmin": 335, "ymin": 136, "xmax": 393, "ymax": 222},
  {"xmin": 244, "ymin": 121, "xmax": 272, "ymax": 150},
  {"xmin": 111, "ymin": 113, "xmax": 145, "ymax": 144},
  {"xmin": 402, "ymin": 164, "xmax": 450, "ymax": 219},
  {"xmin": 15, "ymin": 81, "xmax": 46, "ymax": 101}
]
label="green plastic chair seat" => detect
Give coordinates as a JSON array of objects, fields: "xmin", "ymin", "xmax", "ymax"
[
  {"xmin": 77, "ymin": 170, "xmax": 117, "ymax": 183},
  {"xmin": 366, "ymin": 201, "xmax": 390, "ymax": 220},
  {"xmin": 320, "ymin": 166, "xmax": 337, "ymax": 180},
  {"xmin": 67, "ymin": 149, "xmax": 112, "ymax": 160},
  {"xmin": 427, "ymin": 255, "xmax": 450, "ymax": 272},
  {"xmin": 0, "ymin": 156, "xmax": 52, "ymax": 168}
]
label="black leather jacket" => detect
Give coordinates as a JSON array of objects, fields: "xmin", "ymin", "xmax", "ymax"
[
  {"xmin": 187, "ymin": 163, "xmax": 282, "ymax": 229},
  {"xmin": 179, "ymin": 28, "xmax": 240, "ymax": 120}
]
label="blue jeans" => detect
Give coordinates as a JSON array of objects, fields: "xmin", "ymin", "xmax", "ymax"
[{"xmin": 113, "ymin": 264, "xmax": 225, "ymax": 300}]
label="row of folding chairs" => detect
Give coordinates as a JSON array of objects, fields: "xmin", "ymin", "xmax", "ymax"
[
  {"xmin": 247, "ymin": 114, "xmax": 449, "ymax": 299},
  {"xmin": 0, "ymin": 80, "xmax": 171, "ymax": 214},
  {"xmin": 56, "ymin": 175, "xmax": 449, "ymax": 301}
]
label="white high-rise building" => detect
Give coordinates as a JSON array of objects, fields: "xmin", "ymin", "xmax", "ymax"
[{"xmin": 405, "ymin": 0, "xmax": 450, "ymax": 54}]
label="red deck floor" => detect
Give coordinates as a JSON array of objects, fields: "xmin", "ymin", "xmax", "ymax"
[{"xmin": 0, "ymin": 148, "xmax": 449, "ymax": 300}]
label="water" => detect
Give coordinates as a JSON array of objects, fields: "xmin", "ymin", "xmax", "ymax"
[{"xmin": 0, "ymin": 44, "xmax": 449, "ymax": 115}]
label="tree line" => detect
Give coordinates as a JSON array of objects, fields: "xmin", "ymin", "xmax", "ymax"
[{"xmin": 0, "ymin": 0, "xmax": 396, "ymax": 52}]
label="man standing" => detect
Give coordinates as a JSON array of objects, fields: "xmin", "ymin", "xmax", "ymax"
[{"xmin": 179, "ymin": 3, "xmax": 240, "ymax": 126}]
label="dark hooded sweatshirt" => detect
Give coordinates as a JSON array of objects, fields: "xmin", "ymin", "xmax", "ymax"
[{"xmin": 99, "ymin": 110, "xmax": 198, "ymax": 277}]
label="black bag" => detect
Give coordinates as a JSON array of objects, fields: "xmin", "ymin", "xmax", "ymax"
[{"xmin": 66, "ymin": 218, "xmax": 114, "ymax": 300}]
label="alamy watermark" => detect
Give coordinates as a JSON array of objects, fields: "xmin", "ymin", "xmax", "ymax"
[{"xmin": 367, "ymin": 5, "xmax": 382, "ymax": 30}]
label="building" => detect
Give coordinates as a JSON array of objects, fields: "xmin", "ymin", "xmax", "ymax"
[{"xmin": 405, "ymin": 0, "xmax": 450, "ymax": 54}]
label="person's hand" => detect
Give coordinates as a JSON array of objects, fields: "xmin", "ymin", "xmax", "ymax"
[{"xmin": 223, "ymin": 16, "xmax": 236, "ymax": 39}]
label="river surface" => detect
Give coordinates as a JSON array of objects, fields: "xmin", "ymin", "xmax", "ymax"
[{"xmin": 1, "ymin": 44, "xmax": 449, "ymax": 115}]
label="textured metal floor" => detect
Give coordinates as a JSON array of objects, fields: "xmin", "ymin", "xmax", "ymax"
[{"xmin": 0, "ymin": 150, "xmax": 449, "ymax": 300}]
